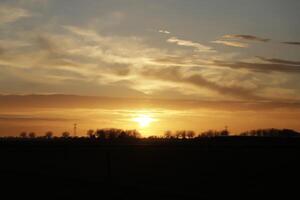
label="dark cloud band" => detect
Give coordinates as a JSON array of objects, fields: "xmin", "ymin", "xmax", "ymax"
[{"xmin": 223, "ymin": 34, "xmax": 270, "ymax": 42}]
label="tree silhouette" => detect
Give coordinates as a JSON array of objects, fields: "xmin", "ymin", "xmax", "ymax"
[
  {"xmin": 125, "ymin": 129, "xmax": 141, "ymax": 139},
  {"xmin": 28, "ymin": 132, "xmax": 36, "ymax": 139},
  {"xmin": 220, "ymin": 128, "xmax": 230, "ymax": 136},
  {"xmin": 20, "ymin": 132, "xmax": 27, "ymax": 138},
  {"xmin": 96, "ymin": 129, "xmax": 107, "ymax": 140},
  {"xmin": 45, "ymin": 131, "xmax": 53, "ymax": 139},
  {"xmin": 94, "ymin": 128, "xmax": 141, "ymax": 140},
  {"xmin": 175, "ymin": 131, "xmax": 181, "ymax": 139},
  {"xmin": 240, "ymin": 128, "xmax": 300, "ymax": 137},
  {"xmin": 164, "ymin": 130, "xmax": 173, "ymax": 139},
  {"xmin": 61, "ymin": 131, "xmax": 70, "ymax": 138},
  {"xmin": 199, "ymin": 130, "xmax": 216, "ymax": 138},
  {"xmin": 187, "ymin": 130, "xmax": 195, "ymax": 139},
  {"xmin": 87, "ymin": 129, "xmax": 95, "ymax": 139},
  {"xmin": 176, "ymin": 131, "xmax": 187, "ymax": 139}
]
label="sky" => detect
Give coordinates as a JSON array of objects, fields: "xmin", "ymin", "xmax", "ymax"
[{"xmin": 0, "ymin": 0, "xmax": 300, "ymax": 136}]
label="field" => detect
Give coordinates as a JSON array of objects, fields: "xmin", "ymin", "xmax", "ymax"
[{"xmin": 1, "ymin": 137, "xmax": 300, "ymax": 199}]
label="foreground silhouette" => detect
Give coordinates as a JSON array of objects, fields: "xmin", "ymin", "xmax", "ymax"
[
  {"xmin": 2, "ymin": 128, "xmax": 300, "ymax": 141},
  {"xmin": 0, "ymin": 128, "xmax": 300, "ymax": 199}
]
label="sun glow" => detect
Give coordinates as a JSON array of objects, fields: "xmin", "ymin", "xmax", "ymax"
[{"xmin": 133, "ymin": 114, "xmax": 154, "ymax": 128}]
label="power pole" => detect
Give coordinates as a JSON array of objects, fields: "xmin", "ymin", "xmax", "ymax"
[
  {"xmin": 225, "ymin": 125, "xmax": 228, "ymax": 131},
  {"xmin": 74, "ymin": 123, "xmax": 77, "ymax": 137}
]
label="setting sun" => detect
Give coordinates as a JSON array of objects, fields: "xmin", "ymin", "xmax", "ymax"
[{"xmin": 133, "ymin": 114, "xmax": 154, "ymax": 128}]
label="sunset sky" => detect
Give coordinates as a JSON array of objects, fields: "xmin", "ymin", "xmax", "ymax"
[{"xmin": 0, "ymin": 0, "xmax": 300, "ymax": 136}]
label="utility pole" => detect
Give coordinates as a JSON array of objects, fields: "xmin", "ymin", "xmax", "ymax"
[
  {"xmin": 74, "ymin": 123, "xmax": 77, "ymax": 137},
  {"xmin": 225, "ymin": 125, "xmax": 228, "ymax": 131}
]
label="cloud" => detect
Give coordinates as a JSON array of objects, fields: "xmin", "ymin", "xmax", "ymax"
[
  {"xmin": 0, "ymin": 5, "xmax": 31, "ymax": 25},
  {"xmin": 213, "ymin": 60, "xmax": 300, "ymax": 73},
  {"xmin": 212, "ymin": 40, "xmax": 249, "ymax": 48},
  {"xmin": 282, "ymin": 41, "xmax": 300, "ymax": 46},
  {"xmin": 222, "ymin": 34, "xmax": 270, "ymax": 42},
  {"xmin": 17, "ymin": 0, "xmax": 48, "ymax": 4},
  {"xmin": 0, "ymin": 114, "xmax": 74, "ymax": 122},
  {"xmin": 140, "ymin": 66, "xmax": 258, "ymax": 100},
  {"xmin": 167, "ymin": 37, "xmax": 216, "ymax": 53},
  {"xmin": 1, "ymin": 24, "xmax": 298, "ymax": 102},
  {"xmin": 159, "ymin": 30, "xmax": 171, "ymax": 34},
  {"xmin": 0, "ymin": 26, "xmax": 177, "ymax": 96},
  {"xmin": 1, "ymin": 94, "xmax": 300, "ymax": 111},
  {"xmin": 63, "ymin": 25, "xmax": 164, "ymax": 66},
  {"xmin": 257, "ymin": 57, "xmax": 300, "ymax": 66}
]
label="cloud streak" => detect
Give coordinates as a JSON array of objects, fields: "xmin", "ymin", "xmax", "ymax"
[
  {"xmin": 282, "ymin": 41, "xmax": 300, "ymax": 46},
  {"xmin": 1, "ymin": 94, "xmax": 300, "ymax": 111},
  {"xmin": 257, "ymin": 57, "xmax": 300, "ymax": 66},
  {"xmin": 0, "ymin": 5, "xmax": 31, "ymax": 25},
  {"xmin": 212, "ymin": 40, "xmax": 249, "ymax": 48},
  {"xmin": 222, "ymin": 34, "xmax": 270, "ymax": 42},
  {"xmin": 213, "ymin": 59, "xmax": 300, "ymax": 73},
  {"xmin": 1, "ymin": 24, "xmax": 299, "ymax": 102},
  {"xmin": 167, "ymin": 37, "xmax": 216, "ymax": 53},
  {"xmin": 140, "ymin": 66, "xmax": 258, "ymax": 100},
  {"xmin": 159, "ymin": 30, "xmax": 170, "ymax": 34}
]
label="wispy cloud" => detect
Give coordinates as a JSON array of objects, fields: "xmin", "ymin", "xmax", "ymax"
[
  {"xmin": 257, "ymin": 57, "xmax": 300, "ymax": 66},
  {"xmin": 282, "ymin": 41, "xmax": 300, "ymax": 46},
  {"xmin": 17, "ymin": 0, "xmax": 48, "ymax": 4},
  {"xmin": 167, "ymin": 37, "xmax": 215, "ymax": 53},
  {"xmin": 213, "ymin": 59, "xmax": 300, "ymax": 73},
  {"xmin": 0, "ymin": 5, "xmax": 31, "ymax": 25},
  {"xmin": 159, "ymin": 30, "xmax": 171, "ymax": 34},
  {"xmin": 2, "ymin": 94, "xmax": 300, "ymax": 111},
  {"xmin": 212, "ymin": 40, "xmax": 249, "ymax": 48},
  {"xmin": 0, "ymin": 114, "xmax": 74, "ymax": 122},
  {"xmin": 140, "ymin": 66, "xmax": 258, "ymax": 100},
  {"xmin": 1, "ymin": 23, "xmax": 299, "ymax": 102},
  {"xmin": 222, "ymin": 34, "xmax": 270, "ymax": 42}
]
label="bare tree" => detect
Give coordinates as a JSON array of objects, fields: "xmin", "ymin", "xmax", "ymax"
[
  {"xmin": 175, "ymin": 131, "xmax": 187, "ymax": 139},
  {"xmin": 126, "ymin": 130, "xmax": 141, "ymax": 138},
  {"xmin": 187, "ymin": 130, "xmax": 195, "ymax": 139},
  {"xmin": 20, "ymin": 132, "xmax": 27, "ymax": 138},
  {"xmin": 61, "ymin": 131, "xmax": 70, "ymax": 138},
  {"xmin": 164, "ymin": 130, "xmax": 172, "ymax": 139},
  {"xmin": 181, "ymin": 131, "xmax": 187, "ymax": 139},
  {"xmin": 175, "ymin": 131, "xmax": 181, "ymax": 139},
  {"xmin": 87, "ymin": 129, "xmax": 95, "ymax": 138},
  {"xmin": 45, "ymin": 131, "xmax": 53, "ymax": 139},
  {"xmin": 220, "ymin": 129, "xmax": 230, "ymax": 136},
  {"xmin": 199, "ymin": 130, "xmax": 216, "ymax": 138},
  {"xmin": 28, "ymin": 132, "xmax": 36, "ymax": 139},
  {"xmin": 96, "ymin": 129, "xmax": 107, "ymax": 140}
]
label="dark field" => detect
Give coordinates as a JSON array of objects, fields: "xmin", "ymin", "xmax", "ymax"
[{"xmin": 1, "ymin": 137, "xmax": 300, "ymax": 199}]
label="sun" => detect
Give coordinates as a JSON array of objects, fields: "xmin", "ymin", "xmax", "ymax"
[{"xmin": 133, "ymin": 114, "xmax": 154, "ymax": 128}]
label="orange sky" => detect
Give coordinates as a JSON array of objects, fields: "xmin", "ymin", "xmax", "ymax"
[{"xmin": 1, "ymin": 95, "xmax": 300, "ymax": 137}]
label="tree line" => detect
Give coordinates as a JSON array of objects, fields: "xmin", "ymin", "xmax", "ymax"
[
  {"xmin": 10, "ymin": 128, "xmax": 300, "ymax": 140},
  {"xmin": 16, "ymin": 128, "xmax": 141, "ymax": 140}
]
